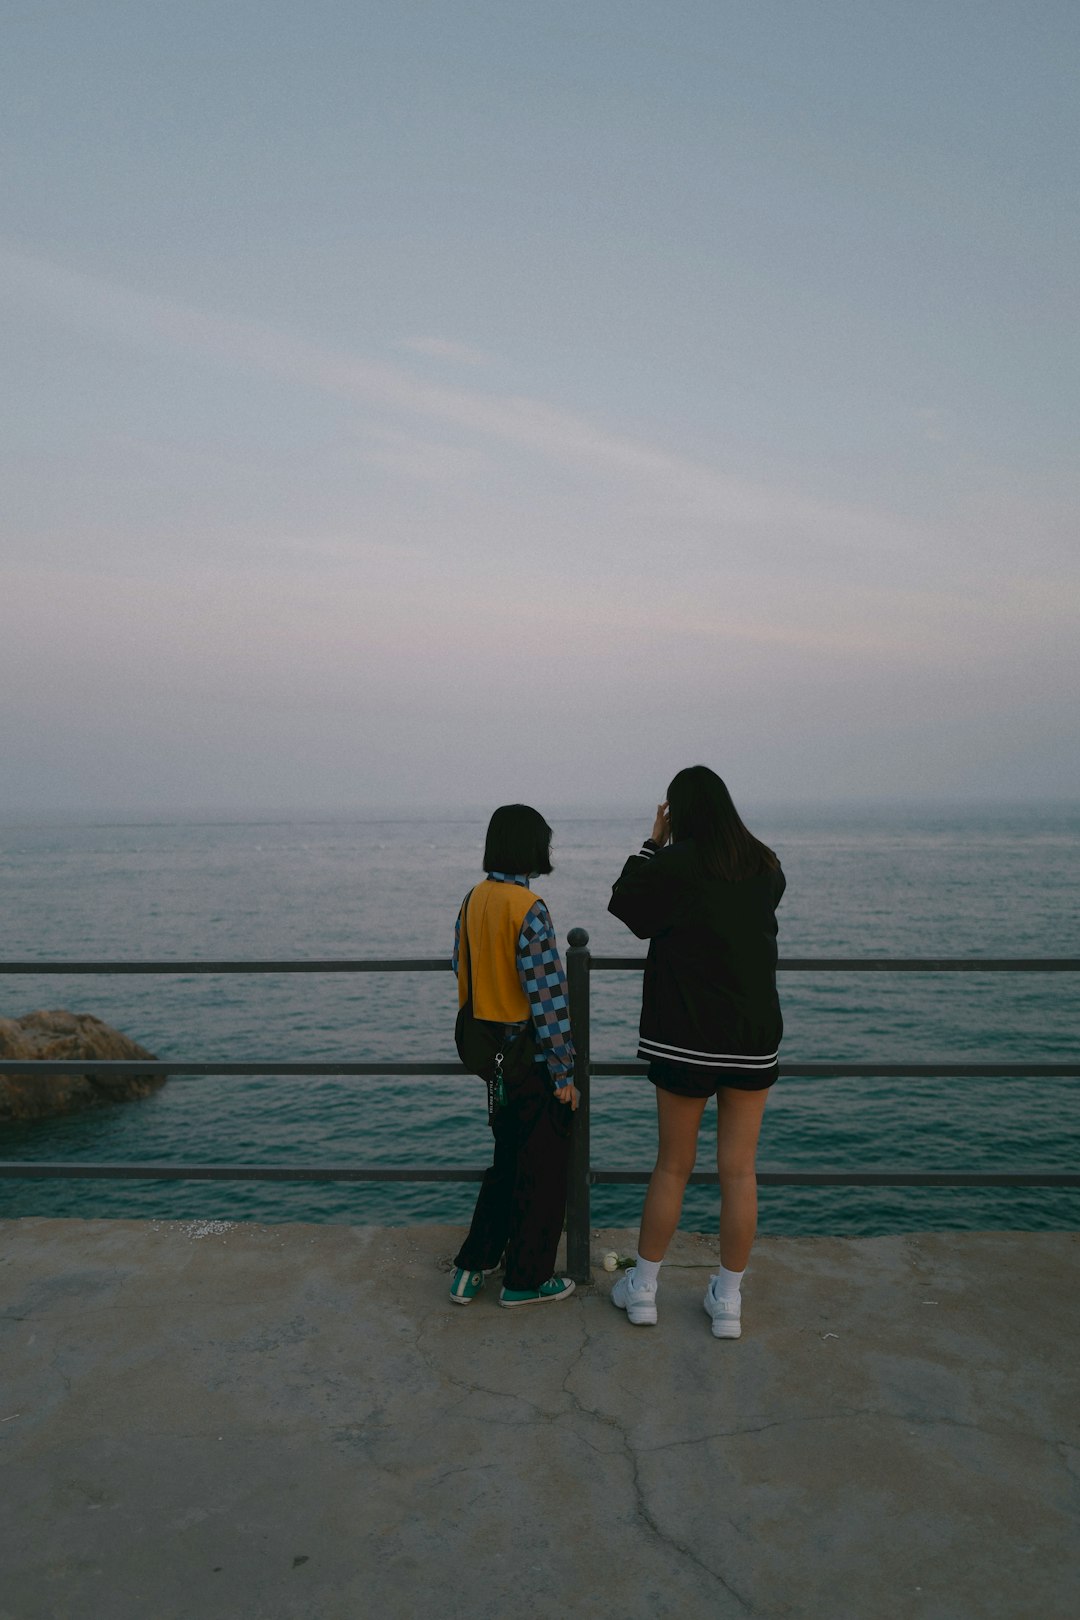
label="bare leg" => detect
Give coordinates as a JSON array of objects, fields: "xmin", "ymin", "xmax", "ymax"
[
  {"xmin": 715, "ymin": 1086, "xmax": 770, "ymax": 1272},
  {"xmin": 638, "ymin": 1089, "xmax": 709, "ymax": 1263}
]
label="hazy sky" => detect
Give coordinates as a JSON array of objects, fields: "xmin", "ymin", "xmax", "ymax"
[{"xmin": 2, "ymin": 1, "xmax": 1077, "ymax": 814}]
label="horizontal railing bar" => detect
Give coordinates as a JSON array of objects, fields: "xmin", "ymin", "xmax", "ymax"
[
  {"xmin": 4, "ymin": 949, "xmax": 1076, "ymax": 1229},
  {"xmin": 0, "ymin": 1162, "xmax": 485, "ymax": 1183},
  {"xmin": 0, "ymin": 1162, "xmax": 1075, "ymax": 1188},
  {"xmin": 592, "ymin": 1062, "xmax": 1080, "ymax": 1078},
  {"xmin": 777, "ymin": 958, "xmax": 1080, "ymax": 972},
  {"xmin": 2, "ymin": 957, "xmax": 1079, "ymax": 975},
  {"xmin": 594, "ymin": 1168, "xmax": 1080, "ymax": 1188},
  {"xmin": 0, "ymin": 959, "xmax": 451, "ymax": 974},
  {"xmin": 0, "ymin": 1061, "xmax": 466, "ymax": 1076},
  {"xmin": 592, "ymin": 957, "xmax": 1080, "ymax": 972},
  {"xmin": 4, "ymin": 1060, "xmax": 1078, "ymax": 1079}
]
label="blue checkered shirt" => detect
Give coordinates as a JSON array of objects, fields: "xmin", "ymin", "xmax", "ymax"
[{"xmin": 454, "ymin": 873, "xmax": 575, "ymax": 1089}]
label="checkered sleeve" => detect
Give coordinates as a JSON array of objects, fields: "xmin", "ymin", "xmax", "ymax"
[{"xmin": 517, "ymin": 900, "xmax": 575, "ymax": 1088}]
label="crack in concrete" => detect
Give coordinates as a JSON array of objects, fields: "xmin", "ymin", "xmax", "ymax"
[
  {"xmin": 412, "ymin": 1304, "xmax": 758, "ymax": 1609},
  {"xmin": 452, "ymin": 1398, "xmax": 557, "ymax": 1430},
  {"xmin": 640, "ymin": 1405, "xmax": 1075, "ymax": 1462},
  {"xmin": 1055, "ymin": 1443, "xmax": 1080, "ymax": 1484},
  {"xmin": 897, "ymin": 1410, "xmax": 1076, "ymax": 1454},
  {"xmin": 1, "ymin": 1300, "xmax": 159, "ymax": 1324},
  {"xmin": 642, "ymin": 1408, "xmax": 877, "ymax": 1453},
  {"xmin": 622, "ymin": 1431, "xmax": 757, "ymax": 1614},
  {"xmin": 426, "ymin": 1460, "xmax": 500, "ymax": 1489},
  {"xmin": 48, "ymin": 1346, "xmax": 73, "ymax": 1399},
  {"xmin": 559, "ymin": 1327, "xmax": 757, "ymax": 1615},
  {"xmin": 411, "ymin": 1315, "xmax": 561, "ymax": 1426}
]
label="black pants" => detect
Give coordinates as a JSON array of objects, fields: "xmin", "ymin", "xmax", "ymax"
[{"xmin": 455, "ymin": 1063, "xmax": 573, "ymax": 1290}]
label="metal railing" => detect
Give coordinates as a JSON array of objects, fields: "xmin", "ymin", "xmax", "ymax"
[{"xmin": 2, "ymin": 934, "xmax": 1079, "ymax": 1282}]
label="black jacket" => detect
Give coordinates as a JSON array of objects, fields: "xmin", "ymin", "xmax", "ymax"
[{"xmin": 608, "ymin": 838, "xmax": 785, "ymax": 1079}]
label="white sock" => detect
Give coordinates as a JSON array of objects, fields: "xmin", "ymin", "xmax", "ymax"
[
  {"xmin": 714, "ymin": 1264, "xmax": 744, "ymax": 1301},
  {"xmin": 634, "ymin": 1255, "xmax": 662, "ymax": 1290}
]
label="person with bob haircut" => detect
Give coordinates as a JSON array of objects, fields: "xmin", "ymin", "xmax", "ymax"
[
  {"xmin": 607, "ymin": 766, "xmax": 785, "ymax": 1340},
  {"xmin": 449, "ymin": 803, "xmax": 580, "ymax": 1308}
]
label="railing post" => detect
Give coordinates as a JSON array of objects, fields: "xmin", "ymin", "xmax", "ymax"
[{"xmin": 565, "ymin": 926, "xmax": 592, "ymax": 1283}]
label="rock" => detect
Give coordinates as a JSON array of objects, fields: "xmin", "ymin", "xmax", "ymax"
[{"xmin": 0, "ymin": 1011, "xmax": 164, "ymax": 1122}]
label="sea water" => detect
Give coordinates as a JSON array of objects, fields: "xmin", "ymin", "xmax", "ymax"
[{"xmin": 1, "ymin": 807, "xmax": 1078, "ymax": 1236}]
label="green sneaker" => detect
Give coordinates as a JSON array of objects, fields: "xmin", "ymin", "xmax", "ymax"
[
  {"xmin": 498, "ymin": 1276, "xmax": 576, "ymax": 1308},
  {"xmin": 449, "ymin": 1267, "xmax": 486, "ymax": 1306}
]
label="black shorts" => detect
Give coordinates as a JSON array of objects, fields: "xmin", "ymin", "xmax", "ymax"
[{"xmin": 646, "ymin": 1054, "xmax": 778, "ymax": 1098}]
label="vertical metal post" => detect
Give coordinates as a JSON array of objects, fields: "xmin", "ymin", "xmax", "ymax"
[{"xmin": 565, "ymin": 926, "xmax": 592, "ymax": 1283}]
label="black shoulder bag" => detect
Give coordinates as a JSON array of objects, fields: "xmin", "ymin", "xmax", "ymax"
[{"xmin": 454, "ymin": 888, "xmax": 538, "ymax": 1120}]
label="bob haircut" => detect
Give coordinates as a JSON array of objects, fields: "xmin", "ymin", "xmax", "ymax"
[
  {"xmin": 667, "ymin": 765, "xmax": 779, "ymax": 882},
  {"xmin": 482, "ymin": 803, "xmax": 554, "ymax": 877}
]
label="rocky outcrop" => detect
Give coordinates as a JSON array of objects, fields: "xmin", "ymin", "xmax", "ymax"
[{"xmin": 0, "ymin": 1011, "xmax": 164, "ymax": 1122}]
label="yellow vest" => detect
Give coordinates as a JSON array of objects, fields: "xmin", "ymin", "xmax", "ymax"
[{"xmin": 457, "ymin": 879, "xmax": 540, "ymax": 1022}]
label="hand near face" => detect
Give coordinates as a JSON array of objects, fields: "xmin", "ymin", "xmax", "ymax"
[{"xmin": 651, "ymin": 802, "xmax": 670, "ymax": 846}]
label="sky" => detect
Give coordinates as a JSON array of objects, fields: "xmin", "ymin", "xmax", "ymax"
[{"xmin": 1, "ymin": 0, "xmax": 1078, "ymax": 815}]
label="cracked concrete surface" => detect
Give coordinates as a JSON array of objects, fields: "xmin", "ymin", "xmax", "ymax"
[{"xmin": 1, "ymin": 1221, "xmax": 1077, "ymax": 1620}]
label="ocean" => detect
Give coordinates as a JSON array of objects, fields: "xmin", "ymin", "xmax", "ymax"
[{"xmin": 1, "ymin": 806, "xmax": 1078, "ymax": 1237}]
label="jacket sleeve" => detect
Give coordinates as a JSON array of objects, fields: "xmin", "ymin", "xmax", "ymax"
[
  {"xmin": 517, "ymin": 900, "xmax": 575, "ymax": 1088},
  {"xmin": 452, "ymin": 893, "xmax": 471, "ymax": 977},
  {"xmin": 607, "ymin": 840, "xmax": 679, "ymax": 939}
]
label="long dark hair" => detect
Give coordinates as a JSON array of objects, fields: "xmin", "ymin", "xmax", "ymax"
[{"xmin": 666, "ymin": 765, "xmax": 778, "ymax": 881}]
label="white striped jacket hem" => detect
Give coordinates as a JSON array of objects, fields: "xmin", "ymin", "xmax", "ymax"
[{"xmin": 639, "ymin": 1036, "xmax": 779, "ymax": 1070}]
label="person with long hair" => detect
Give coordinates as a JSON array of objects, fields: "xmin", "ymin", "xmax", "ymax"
[
  {"xmin": 607, "ymin": 766, "xmax": 785, "ymax": 1339},
  {"xmin": 449, "ymin": 803, "xmax": 580, "ymax": 1308}
]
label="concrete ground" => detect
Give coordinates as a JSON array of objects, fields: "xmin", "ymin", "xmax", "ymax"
[{"xmin": 1, "ymin": 1219, "xmax": 1077, "ymax": 1620}]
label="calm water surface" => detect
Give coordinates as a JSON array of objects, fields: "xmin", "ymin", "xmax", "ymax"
[{"xmin": 2, "ymin": 806, "xmax": 1078, "ymax": 1236}]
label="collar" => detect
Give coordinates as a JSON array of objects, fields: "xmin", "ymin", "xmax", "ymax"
[{"xmin": 486, "ymin": 871, "xmax": 531, "ymax": 887}]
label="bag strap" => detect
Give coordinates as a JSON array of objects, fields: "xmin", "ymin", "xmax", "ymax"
[
  {"xmin": 460, "ymin": 887, "xmax": 475, "ymax": 1009},
  {"xmin": 461, "ymin": 887, "xmax": 500, "ymax": 1121}
]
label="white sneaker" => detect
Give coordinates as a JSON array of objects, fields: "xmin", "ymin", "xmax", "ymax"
[
  {"xmin": 704, "ymin": 1276, "xmax": 742, "ymax": 1339},
  {"xmin": 611, "ymin": 1266, "xmax": 658, "ymax": 1326}
]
